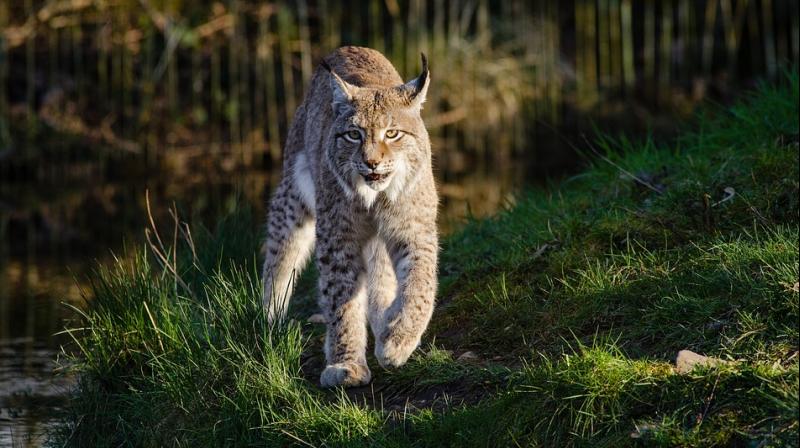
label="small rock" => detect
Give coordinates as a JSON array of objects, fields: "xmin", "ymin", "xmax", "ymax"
[
  {"xmin": 307, "ymin": 313, "xmax": 326, "ymax": 324},
  {"xmin": 675, "ymin": 350, "xmax": 729, "ymax": 374},
  {"xmin": 457, "ymin": 351, "xmax": 478, "ymax": 362}
]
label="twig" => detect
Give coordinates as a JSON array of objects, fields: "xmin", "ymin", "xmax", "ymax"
[
  {"xmin": 580, "ymin": 134, "xmax": 664, "ymax": 194},
  {"xmin": 277, "ymin": 429, "xmax": 317, "ymax": 448},
  {"xmin": 711, "ymin": 187, "xmax": 736, "ymax": 207},
  {"xmin": 152, "ymin": 21, "xmax": 185, "ymax": 83},
  {"xmin": 169, "ymin": 207, "xmax": 198, "ymax": 263},
  {"xmin": 145, "ymin": 190, "xmax": 167, "ymax": 256},
  {"xmin": 144, "ymin": 228, "xmax": 193, "ymax": 296},
  {"xmin": 137, "ymin": 0, "xmax": 186, "ymax": 82},
  {"xmin": 697, "ymin": 373, "xmax": 720, "ymax": 429},
  {"xmin": 171, "ymin": 201, "xmax": 178, "ymax": 276},
  {"xmin": 144, "ymin": 190, "xmax": 195, "ymax": 298},
  {"xmin": 532, "ymin": 119, "xmax": 663, "ymax": 195}
]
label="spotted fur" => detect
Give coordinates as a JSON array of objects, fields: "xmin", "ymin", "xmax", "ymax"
[{"xmin": 262, "ymin": 46, "xmax": 438, "ymax": 388}]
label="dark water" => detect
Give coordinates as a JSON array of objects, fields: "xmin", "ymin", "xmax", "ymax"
[{"xmin": 0, "ymin": 259, "xmax": 78, "ymax": 447}]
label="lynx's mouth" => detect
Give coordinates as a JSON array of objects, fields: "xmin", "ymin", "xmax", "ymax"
[
  {"xmin": 362, "ymin": 172, "xmax": 390, "ymax": 183},
  {"xmin": 358, "ymin": 170, "xmax": 395, "ymax": 194}
]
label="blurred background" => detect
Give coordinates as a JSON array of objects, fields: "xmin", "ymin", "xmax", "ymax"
[{"xmin": 0, "ymin": 0, "xmax": 798, "ymax": 445}]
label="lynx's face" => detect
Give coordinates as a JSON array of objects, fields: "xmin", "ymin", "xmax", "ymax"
[
  {"xmin": 332, "ymin": 97, "xmax": 426, "ymax": 194},
  {"xmin": 326, "ymin": 57, "xmax": 430, "ymax": 203}
]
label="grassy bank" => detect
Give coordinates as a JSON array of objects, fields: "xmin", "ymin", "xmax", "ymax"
[{"xmin": 52, "ymin": 74, "xmax": 798, "ymax": 447}]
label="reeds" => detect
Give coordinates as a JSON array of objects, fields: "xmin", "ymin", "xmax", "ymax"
[
  {"xmin": 0, "ymin": 2, "xmax": 10, "ymax": 152},
  {"xmin": 0, "ymin": 0, "xmax": 797, "ymax": 169}
]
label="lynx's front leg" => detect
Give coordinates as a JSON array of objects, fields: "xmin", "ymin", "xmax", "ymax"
[
  {"xmin": 316, "ymin": 213, "xmax": 372, "ymax": 388},
  {"xmin": 376, "ymin": 226, "xmax": 438, "ymax": 368}
]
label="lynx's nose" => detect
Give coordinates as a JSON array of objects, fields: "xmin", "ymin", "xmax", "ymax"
[{"xmin": 364, "ymin": 159, "xmax": 380, "ymax": 170}]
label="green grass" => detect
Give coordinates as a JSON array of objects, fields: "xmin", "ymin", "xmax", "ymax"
[{"xmin": 51, "ymin": 73, "xmax": 799, "ymax": 447}]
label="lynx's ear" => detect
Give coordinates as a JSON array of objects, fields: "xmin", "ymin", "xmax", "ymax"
[
  {"xmin": 396, "ymin": 53, "xmax": 430, "ymax": 110},
  {"xmin": 322, "ymin": 61, "xmax": 358, "ymax": 115}
]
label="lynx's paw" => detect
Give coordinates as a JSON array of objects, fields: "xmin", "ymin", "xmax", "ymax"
[
  {"xmin": 320, "ymin": 362, "xmax": 372, "ymax": 388},
  {"xmin": 375, "ymin": 331, "xmax": 420, "ymax": 369}
]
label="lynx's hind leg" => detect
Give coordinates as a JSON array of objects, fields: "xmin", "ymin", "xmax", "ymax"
[{"xmin": 262, "ymin": 172, "xmax": 316, "ymax": 324}]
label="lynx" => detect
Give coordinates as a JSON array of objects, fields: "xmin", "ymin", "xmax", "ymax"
[{"xmin": 262, "ymin": 47, "xmax": 438, "ymax": 388}]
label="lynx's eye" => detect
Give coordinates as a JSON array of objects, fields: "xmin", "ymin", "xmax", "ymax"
[
  {"xmin": 344, "ymin": 129, "xmax": 363, "ymax": 143},
  {"xmin": 384, "ymin": 129, "xmax": 402, "ymax": 140}
]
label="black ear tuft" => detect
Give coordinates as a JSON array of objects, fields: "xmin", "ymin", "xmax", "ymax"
[
  {"xmin": 408, "ymin": 53, "xmax": 430, "ymax": 101},
  {"xmin": 392, "ymin": 53, "xmax": 430, "ymax": 108},
  {"xmin": 411, "ymin": 52, "xmax": 430, "ymax": 98}
]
